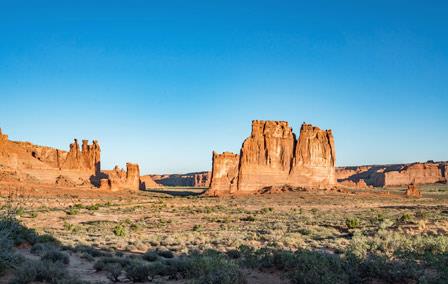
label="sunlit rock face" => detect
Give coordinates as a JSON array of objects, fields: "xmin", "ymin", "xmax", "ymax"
[
  {"xmin": 207, "ymin": 120, "xmax": 336, "ymax": 196},
  {"xmin": 206, "ymin": 152, "xmax": 240, "ymax": 196},
  {"xmin": 0, "ymin": 128, "xmax": 101, "ymax": 185}
]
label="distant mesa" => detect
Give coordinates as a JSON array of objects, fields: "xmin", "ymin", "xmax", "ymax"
[
  {"xmin": 206, "ymin": 120, "xmax": 336, "ymax": 196},
  {"xmin": 336, "ymin": 161, "xmax": 448, "ymax": 188},
  {"xmin": 145, "ymin": 171, "xmax": 211, "ymax": 188}
]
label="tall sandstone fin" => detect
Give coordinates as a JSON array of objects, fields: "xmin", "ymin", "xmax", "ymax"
[
  {"xmin": 289, "ymin": 124, "xmax": 336, "ymax": 188},
  {"xmin": 237, "ymin": 121, "xmax": 295, "ymax": 193},
  {"xmin": 207, "ymin": 152, "xmax": 240, "ymax": 196},
  {"xmin": 208, "ymin": 120, "xmax": 336, "ymax": 195}
]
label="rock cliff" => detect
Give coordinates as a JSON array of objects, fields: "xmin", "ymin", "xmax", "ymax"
[
  {"xmin": 0, "ymin": 128, "xmax": 100, "ymax": 185},
  {"xmin": 207, "ymin": 120, "xmax": 336, "ymax": 196},
  {"xmin": 101, "ymin": 163, "xmax": 143, "ymax": 191},
  {"xmin": 149, "ymin": 171, "xmax": 211, "ymax": 187},
  {"xmin": 337, "ymin": 161, "xmax": 447, "ymax": 188},
  {"xmin": 208, "ymin": 152, "xmax": 240, "ymax": 195}
]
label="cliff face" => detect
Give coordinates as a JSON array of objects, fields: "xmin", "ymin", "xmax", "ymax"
[
  {"xmin": 384, "ymin": 163, "xmax": 445, "ymax": 186},
  {"xmin": 208, "ymin": 120, "xmax": 336, "ymax": 195},
  {"xmin": 149, "ymin": 171, "xmax": 211, "ymax": 187},
  {"xmin": 289, "ymin": 124, "xmax": 336, "ymax": 188},
  {"xmin": 0, "ymin": 128, "xmax": 100, "ymax": 185},
  {"xmin": 337, "ymin": 162, "xmax": 447, "ymax": 187},
  {"xmin": 207, "ymin": 152, "xmax": 240, "ymax": 195},
  {"xmin": 237, "ymin": 121, "xmax": 295, "ymax": 193}
]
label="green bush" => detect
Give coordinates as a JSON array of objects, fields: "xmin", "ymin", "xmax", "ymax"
[
  {"xmin": 104, "ymin": 263, "xmax": 123, "ymax": 282},
  {"xmin": 113, "ymin": 224, "xmax": 127, "ymax": 237},
  {"xmin": 142, "ymin": 251, "xmax": 158, "ymax": 262},
  {"xmin": 345, "ymin": 217, "xmax": 361, "ymax": 229},
  {"xmin": 30, "ymin": 243, "xmax": 57, "ymax": 256},
  {"xmin": 288, "ymin": 251, "xmax": 349, "ymax": 284},
  {"xmin": 240, "ymin": 216, "xmax": 256, "ymax": 222},
  {"xmin": 94, "ymin": 256, "xmax": 131, "ymax": 271},
  {"xmin": 11, "ymin": 260, "xmax": 84, "ymax": 284},
  {"xmin": 157, "ymin": 249, "xmax": 174, "ymax": 258},
  {"xmin": 124, "ymin": 261, "xmax": 152, "ymax": 282},
  {"xmin": 192, "ymin": 224, "xmax": 203, "ymax": 231},
  {"xmin": 41, "ymin": 250, "xmax": 70, "ymax": 265},
  {"xmin": 65, "ymin": 207, "xmax": 79, "ymax": 216}
]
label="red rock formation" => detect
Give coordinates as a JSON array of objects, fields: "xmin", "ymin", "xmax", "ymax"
[
  {"xmin": 405, "ymin": 183, "xmax": 421, "ymax": 198},
  {"xmin": 384, "ymin": 163, "xmax": 444, "ymax": 186},
  {"xmin": 338, "ymin": 179, "xmax": 371, "ymax": 189},
  {"xmin": 207, "ymin": 152, "xmax": 240, "ymax": 196},
  {"xmin": 102, "ymin": 163, "xmax": 143, "ymax": 191},
  {"xmin": 99, "ymin": 178, "xmax": 111, "ymax": 190},
  {"xmin": 126, "ymin": 163, "xmax": 141, "ymax": 190},
  {"xmin": 237, "ymin": 121, "xmax": 295, "ymax": 193},
  {"xmin": 193, "ymin": 171, "xmax": 211, "ymax": 187},
  {"xmin": 289, "ymin": 124, "xmax": 336, "ymax": 188},
  {"xmin": 337, "ymin": 161, "xmax": 447, "ymax": 187},
  {"xmin": 148, "ymin": 171, "xmax": 211, "ymax": 187},
  {"xmin": 139, "ymin": 175, "xmax": 161, "ymax": 188},
  {"xmin": 0, "ymin": 129, "xmax": 100, "ymax": 186},
  {"xmin": 207, "ymin": 120, "xmax": 336, "ymax": 195}
]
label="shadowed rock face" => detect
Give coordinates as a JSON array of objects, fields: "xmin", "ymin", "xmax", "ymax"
[
  {"xmin": 207, "ymin": 120, "xmax": 336, "ymax": 196},
  {"xmin": 148, "ymin": 171, "xmax": 211, "ymax": 187}
]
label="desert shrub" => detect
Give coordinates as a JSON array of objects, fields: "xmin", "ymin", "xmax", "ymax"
[
  {"xmin": 142, "ymin": 251, "xmax": 158, "ymax": 262},
  {"xmin": 157, "ymin": 249, "xmax": 174, "ymax": 258},
  {"xmin": 104, "ymin": 262, "xmax": 123, "ymax": 282},
  {"xmin": 356, "ymin": 255, "xmax": 422, "ymax": 283},
  {"xmin": 65, "ymin": 207, "xmax": 79, "ymax": 216},
  {"xmin": 85, "ymin": 204, "xmax": 100, "ymax": 211},
  {"xmin": 0, "ymin": 218, "xmax": 38, "ymax": 245},
  {"xmin": 399, "ymin": 212, "xmax": 414, "ymax": 223},
  {"xmin": 30, "ymin": 243, "xmax": 57, "ymax": 256},
  {"xmin": 240, "ymin": 216, "xmax": 256, "ymax": 222},
  {"xmin": 345, "ymin": 217, "xmax": 361, "ymax": 229},
  {"xmin": 288, "ymin": 251, "xmax": 349, "ymax": 284},
  {"xmin": 74, "ymin": 244, "xmax": 112, "ymax": 258},
  {"xmin": 184, "ymin": 253, "xmax": 246, "ymax": 284},
  {"xmin": 11, "ymin": 259, "xmax": 84, "ymax": 284},
  {"xmin": 192, "ymin": 224, "xmax": 203, "ymax": 231},
  {"xmin": 37, "ymin": 233, "xmax": 59, "ymax": 244},
  {"xmin": 15, "ymin": 207, "xmax": 25, "ymax": 217},
  {"xmin": 113, "ymin": 224, "xmax": 127, "ymax": 237},
  {"xmin": 124, "ymin": 261, "xmax": 152, "ymax": 282},
  {"xmin": 0, "ymin": 233, "xmax": 21, "ymax": 275},
  {"xmin": 226, "ymin": 249, "xmax": 241, "ymax": 259},
  {"xmin": 41, "ymin": 250, "xmax": 70, "ymax": 264},
  {"xmin": 94, "ymin": 256, "xmax": 132, "ymax": 271}
]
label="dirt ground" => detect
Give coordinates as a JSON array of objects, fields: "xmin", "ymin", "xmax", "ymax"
[{"xmin": 1, "ymin": 183, "xmax": 448, "ymax": 283}]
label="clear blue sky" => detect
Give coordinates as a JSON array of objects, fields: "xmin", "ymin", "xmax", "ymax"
[{"xmin": 1, "ymin": 1, "xmax": 447, "ymax": 174}]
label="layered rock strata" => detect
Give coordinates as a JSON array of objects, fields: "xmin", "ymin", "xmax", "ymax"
[
  {"xmin": 207, "ymin": 120, "xmax": 336, "ymax": 196},
  {"xmin": 101, "ymin": 163, "xmax": 143, "ymax": 191},
  {"xmin": 149, "ymin": 171, "xmax": 211, "ymax": 187},
  {"xmin": 0, "ymin": 128, "xmax": 100, "ymax": 185},
  {"xmin": 337, "ymin": 161, "xmax": 447, "ymax": 187}
]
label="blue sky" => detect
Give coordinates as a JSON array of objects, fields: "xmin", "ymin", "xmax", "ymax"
[{"xmin": 1, "ymin": 1, "xmax": 447, "ymax": 174}]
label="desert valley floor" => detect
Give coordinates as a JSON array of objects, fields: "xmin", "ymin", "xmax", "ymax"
[{"xmin": 1, "ymin": 184, "xmax": 448, "ymax": 283}]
